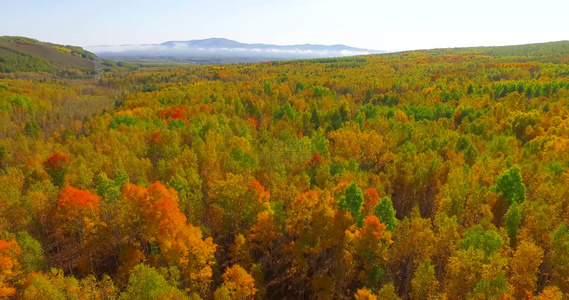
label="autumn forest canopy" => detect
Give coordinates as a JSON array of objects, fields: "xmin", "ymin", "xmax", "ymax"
[{"xmin": 1, "ymin": 38, "xmax": 569, "ymax": 299}]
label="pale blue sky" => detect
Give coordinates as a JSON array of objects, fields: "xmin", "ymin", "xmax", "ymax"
[{"xmin": 1, "ymin": 0, "xmax": 567, "ymax": 51}]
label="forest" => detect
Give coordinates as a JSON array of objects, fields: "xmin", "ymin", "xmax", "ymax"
[{"xmin": 1, "ymin": 40, "xmax": 569, "ymax": 299}]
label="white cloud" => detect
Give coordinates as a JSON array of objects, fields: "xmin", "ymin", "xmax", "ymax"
[{"xmin": 85, "ymin": 43, "xmax": 373, "ymax": 58}]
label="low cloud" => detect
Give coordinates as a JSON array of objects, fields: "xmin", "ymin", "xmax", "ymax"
[{"xmin": 86, "ymin": 42, "xmax": 373, "ymax": 59}]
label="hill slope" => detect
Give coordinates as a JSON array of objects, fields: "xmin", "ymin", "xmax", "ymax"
[
  {"xmin": 0, "ymin": 36, "xmax": 99, "ymax": 74},
  {"xmin": 421, "ymin": 40, "xmax": 569, "ymax": 62}
]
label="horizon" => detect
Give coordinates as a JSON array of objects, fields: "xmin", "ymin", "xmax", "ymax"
[
  {"xmin": 80, "ymin": 37, "xmax": 569, "ymax": 52},
  {"xmin": 4, "ymin": 35, "xmax": 568, "ymax": 54},
  {"xmin": 1, "ymin": 0, "xmax": 567, "ymax": 52}
]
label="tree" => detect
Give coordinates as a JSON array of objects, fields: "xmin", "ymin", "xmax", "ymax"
[
  {"xmin": 15, "ymin": 231, "xmax": 46, "ymax": 274},
  {"xmin": 377, "ymin": 283, "xmax": 401, "ymax": 300},
  {"xmin": 54, "ymin": 185, "xmax": 102, "ymax": 275},
  {"xmin": 25, "ymin": 120, "xmax": 41, "ymax": 138},
  {"xmin": 55, "ymin": 186, "xmax": 101, "ymax": 243},
  {"xmin": 0, "ymin": 239, "xmax": 21, "ymax": 298},
  {"xmin": 22, "ymin": 270, "xmax": 73, "ymax": 300},
  {"xmin": 373, "ymin": 197, "xmax": 398, "ymax": 232},
  {"xmin": 44, "ymin": 153, "xmax": 69, "ymax": 188},
  {"xmin": 387, "ymin": 208, "xmax": 435, "ymax": 297},
  {"xmin": 529, "ymin": 286, "xmax": 563, "ymax": 300},
  {"xmin": 120, "ymin": 182, "xmax": 216, "ymax": 294},
  {"xmin": 120, "ymin": 264, "xmax": 189, "ymax": 300},
  {"xmin": 23, "ymin": 270, "xmax": 119, "ymax": 300},
  {"xmin": 431, "ymin": 214, "xmax": 460, "ymax": 281},
  {"xmin": 350, "ymin": 215, "xmax": 392, "ymax": 288},
  {"xmin": 214, "ymin": 265, "xmax": 257, "ymax": 300},
  {"xmin": 330, "ymin": 110, "xmax": 343, "ymax": 130},
  {"xmin": 493, "ymin": 167, "xmax": 526, "ymax": 206},
  {"xmin": 354, "ymin": 288, "xmax": 378, "ymax": 300},
  {"xmin": 445, "ymin": 226, "xmax": 508, "ymax": 299},
  {"xmin": 285, "ymin": 190, "xmax": 351, "ymax": 298},
  {"xmin": 509, "ymin": 240, "xmax": 544, "ymax": 299},
  {"xmin": 246, "ymin": 210, "xmax": 280, "ymax": 257},
  {"xmin": 97, "ymin": 171, "xmax": 129, "ymax": 203},
  {"xmin": 411, "ymin": 259, "xmax": 439, "ymax": 300},
  {"xmin": 311, "ymin": 105, "xmax": 320, "ymax": 130},
  {"xmin": 504, "ymin": 202, "xmax": 522, "ymax": 246},
  {"xmin": 340, "ymin": 182, "xmax": 364, "ymax": 226},
  {"xmin": 339, "ymin": 104, "xmax": 349, "ymax": 122},
  {"xmin": 549, "ymin": 225, "xmax": 569, "ymax": 293},
  {"xmin": 0, "ymin": 146, "xmax": 5, "ymax": 169},
  {"xmin": 511, "ymin": 111, "xmax": 540, "ymax": 143},
  {"xmin": 363, "ymin": 188, "xmax": 380, "ymax": 216}
]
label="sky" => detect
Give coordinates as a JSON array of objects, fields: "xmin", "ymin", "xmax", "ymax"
[{"xmin": 1, "ymin": 0, "xmax": 567, "ymax": 51}]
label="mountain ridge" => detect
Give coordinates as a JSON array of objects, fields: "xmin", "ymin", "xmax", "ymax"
[
  {"xmin": 158, "ymin": 38, "xmax": 372, "ymax": 51},
  {"xmin": 85, "ymin": 38, "xmax": 383, "ymax": 64}
]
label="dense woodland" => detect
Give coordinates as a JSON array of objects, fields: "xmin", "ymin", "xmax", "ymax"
[{"xmin": 1, "ymin": 40, "xmax": 569, "ymax": 299}]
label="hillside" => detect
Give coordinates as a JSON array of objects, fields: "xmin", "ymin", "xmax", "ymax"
[
  {"xmin": 1, "ymin": 40, "xmax": 569, "ymax": 299},
  {"xmin": 423, "ymin": 40, "xmax": 569, "ymax": 62},
  {"xmin": 0, "ymin": 36, "xmax": 100, "ymax": 75}
]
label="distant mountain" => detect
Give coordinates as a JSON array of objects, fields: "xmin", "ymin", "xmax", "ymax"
[
  {"xmin": 0, "ymin": 36, "xmax": 101, "ymax": 74},
  {"xmin": 86, "ymin": 38, "xmax": 384, "ymax": 64}
]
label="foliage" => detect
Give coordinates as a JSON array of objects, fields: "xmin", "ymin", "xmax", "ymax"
[
  {"xmin": 504, "ymin": 202, "xmax": 522, "ymax": 245},
  {"xmin": 340, "ymin": 182, "xmax": 364, "ymax": 225},
  {"xmin": 109, "ymin": 114, "xmax": 142, "ymax": 129},
  {"xmin": 0, "ymin": 238, "xmax": 21, "ymax": 297},
  {"xmin": 120, "ymin": 264, "xmax": 188, "ymax": 300},
  {"xmin": 15, "ymin": 232, "xmax": 45, "ymax": 274},
  {"xmin": 493, "ymin": 167, "xmax": 526, "ymax": 206},
  {"xmin": 1, "ymin": 40, "xmax": 569, "ymax": 299},
  {"xmin": 373, "ymin": 197, "xmax": 398, "ymax": 232},
  {"xmin": 214, "ymin": 265, "xmax": 257, "ymax": 300},
  {"xmin": 44, "ymin": 153, "xmax": 69, "ymax": 188}
]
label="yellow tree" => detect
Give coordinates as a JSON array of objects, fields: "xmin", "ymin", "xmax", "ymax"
[
  {"xmin": 411, "ymin": 259, "xmax": 439, "ymax": 300},
  {"xmin": 509, "ymin": 240, "xmax": 544, "ymax": 299},
  {"xmin": 214, "ymin": 265, "xmax": 257, "ymax": 300},
  {"xmin": 528, "ymin": 286, "xmax": 564, "ymax": 300},
  {"xmin": 285, "ymin": 190, "xmax": 353, "ymax": 298},
  {"xmin": 354, "ymin": 288, "xmax": 378, "ymax": 300},
  {"xmin": 0, "ymin": 239, "xmax": 21, "ymax": 298},
  {"xmin": 387, "ymin": 208, "xmax": 435, "ymax": 297},
  {"xmin": 377, "ymin": 283, "xmax": 402, "ymax": 300}
]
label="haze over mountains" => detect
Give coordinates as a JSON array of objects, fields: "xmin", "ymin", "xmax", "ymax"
[
  {"xmin": 2, "ymin": 36, "xmax": 567, "ymax": 74},
  {"xmin": 85, "ymin": 38, "xmax": 384, "ymax": 64}
]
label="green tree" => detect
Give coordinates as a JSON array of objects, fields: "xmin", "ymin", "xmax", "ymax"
[
  {"xmin": 504, "ymin": 202, "xmax": 522, "ymax": 246},
  {"xmin": 16, "ymin": 232, "xmax": 46, "ymax": 274},
  {"xmin": 310, "ymin": 105, "xmax": 320, "ymax": 130},
  {"xmin": 340, "ymin": 182, "xmax": 364, "ymax": 226},
  {"xmin": 330, "ymin": 110, "xmax": 342, "ymax": 130},
  {"xmin": 339, "ymin": 104, "xmax": 348, "ymax": 122},
  {"xmin": 493, "ymin": 167, "xmax": 526, "ymax": 206},
  {"xmin": 263, "ymin": 81, "xmax": 272, "ymax": 96},
  {"xmin": 0, "ymin": 146, "xmax": 5, "ymax": 169},
  {"xmin": 460, "ymin": 225, "xmax": 503, "ymax": 257},
  {"xmin": 119, "ymin": 264, "xmax": 189, "ymax": 300},
  {"xmin": 25, "ymin": 121, "xmax": 41, "ymax": 138},
  {"xmin": 374, "ymin": 196, "xmax": 398, "ymax": 232}
]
